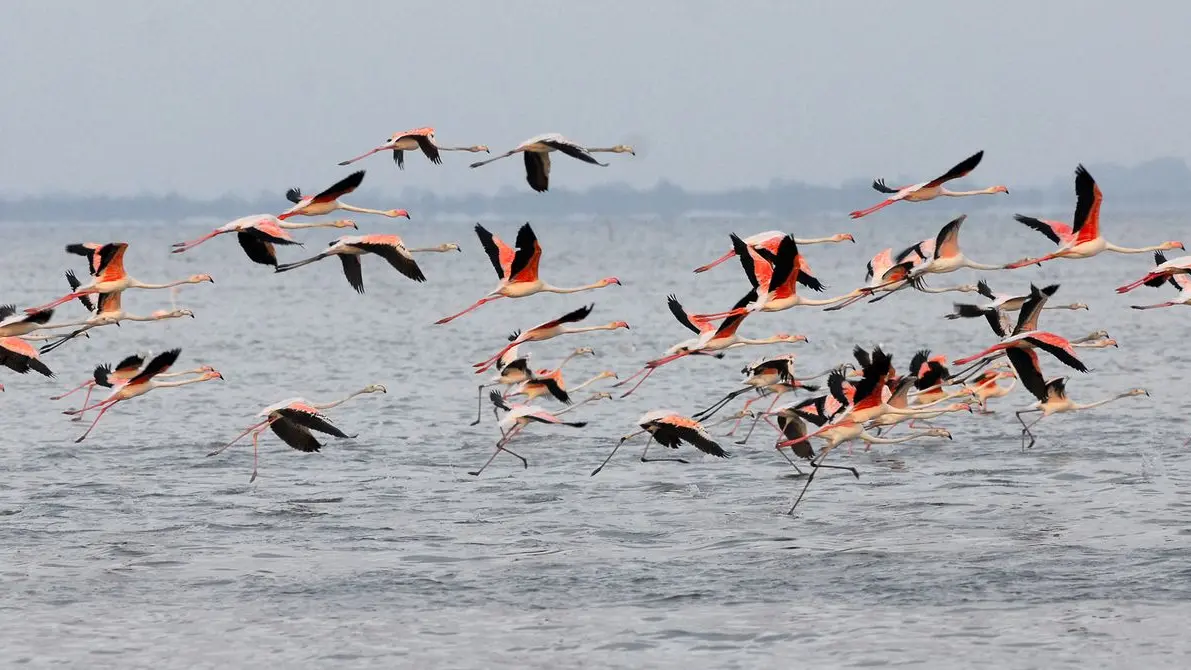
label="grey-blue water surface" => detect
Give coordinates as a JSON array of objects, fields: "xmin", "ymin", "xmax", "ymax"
[{"xmin": 2, "ymin": 213, "xmax": 1190, "ymax": 668}]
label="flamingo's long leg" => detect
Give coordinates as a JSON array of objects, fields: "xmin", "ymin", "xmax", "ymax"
[
  {"xmin": 435, "ymin": 295, "xmax": 503, "ymax": 325},
  {"xmin": 640, "ymin": 436, "xmax": 688, "ymax": 464},
  {"xmin": 849, "ymin": 199, "xmax": 897, "ymax": 219},
  {"xmin": 208, "ymin": 419, "xmax": 274, "ymax": 457},
  {"xmin": 74, "ymin": 400, "xmax": 119, "ymax": 443},
  {"xmin": 736, "ymin": 393, "xmax": 784, "ymax": 444},
  {"xmin": 50, "ymin": 379, "xmax": 92, "ymax": 401}
]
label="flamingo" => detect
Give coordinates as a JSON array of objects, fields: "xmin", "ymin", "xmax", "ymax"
[
  {"xmin": 1116, "ymin": 251, "xmax": 1191, "ymax": 294},
  {"xmin": 866, "ymin": 215, "xmax": 1007, "ymax": 303},
  {"xmin": 64, "ymin": 350, "xmax": 223, "ymax": 442},
  {"xmin": 849, "ymin": 150, "xmax": 1008, "ymax": 219},
  {"xmin": 1005, "ymin": 348, "xmax": 1148, "ymax": 450},
  {"xmin": 471, "ymin": 304, "xmax": 630, "ymax": 374},
  {"xmin": 469, "ymin": 390, "xmax": 604, "ymax": 477},
  {"xmin": 506, "ymin": 370, "xmax": 618, "ymax": 404},
  {"xmin": 1005, "ymin": 165, "xmax": 1183, "ymax": 269},
  {"xmin": 778, "ymin": 414, "xmax": 952, "ymax": 514},
  {"xmin": 277, "ymin": 171, "xmax": 410, "ymax": 220},
  {"xmin": 36, "ymin": 285, "xmax": 194, "ymax": 354},
  {"xmin": 275, "ymin": 235, "xmax": 459, "ymax": 293},
  {"xmin": 823, "ymin": 247, "xmax": 981, "ymax": 311},
  {"xmin": 337, "ymin": 127, "xmax": 489, "ymax": 169},
  {"xmin": 0, "ymin": 306, "xmax": 55, "ymax": 338},
  {"xmin": 52, "ymin": 353, "xmax": 215, "ymax": 420},
  {"xmin": 946, "ymin": 279, "xmax": 1088, "ymax": 325},
  {"xmin": 468, "ymin": 133, "xmax": 634, "ymax": 192},
  {"xmin": 1122, "ymin": 252, "xmax": 1191, "ymax": 309},
  {"xmin": 206, "ymin": 384, "xmax": 387, "ymax": 482},
  {"xmin": 969, "ymin": 366, "xmax": 1017, "ymax": 413},
  {"xmin": 434, "ymin": 223, "xmax": 621, "ymax": 324},
  {"xmin": 692, "ymin": 230, "xmax": 855, "ymax": 273},
  {"xmin": 471, "ymin": 346, "xmax": 594, "ymax": 425},
  {"xmin": 25, "ymin": 243, "xmax": 213, "ymax": 314},
  {"xmin": 0, "ymin": 336, "xmax": 54, "ymax": 378},
  {"xmin": 171, "ymin": 214, "xmax": 358, "ymax": 266},
  {"xmin": 614, "ymin": 293, "xmax": 808, "ymax": 398},
  {"xmin": 952, "ymin": 283, "xmax": 1091, "ymax": 373},
  {"xmin": 590, "ymin": 411, "xmax": 730, "ymax": 476},
  {"xmin": 867, "ymin": 372, "xmax": 973, "ymax": 435}
]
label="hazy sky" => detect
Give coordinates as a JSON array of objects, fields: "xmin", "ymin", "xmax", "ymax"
[{"xmin": 4, "ymin": 1, "xmax": 1190, "ymax": 197}]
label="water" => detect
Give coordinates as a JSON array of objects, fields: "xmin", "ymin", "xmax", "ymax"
[{"xmin": 2, "ymin": 213, "xmax": 1190, "ymax": 668}]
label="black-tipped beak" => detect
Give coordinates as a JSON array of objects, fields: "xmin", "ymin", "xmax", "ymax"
[{"xmin": 189, "ymin": 313, "xmax": 196, "ymax": 318}]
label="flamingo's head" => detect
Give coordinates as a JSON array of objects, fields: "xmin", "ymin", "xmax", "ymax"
[
  {"xmin": 611, "ymin": 145, "xmax": 635, "ymax": 156},
  {"xmin": 776, "ymin": 333, "xmax": 810, "ymax": 344},
  {"xmin": 437, "ymin": 243, "xmax": 462, "ymax": 252},
  {"xmin": 574, "ymin": 346, "xmax": 596, "ymax": 357},
  {"xmin": 202, "ymin": 369, "xmax": 225, "ymax": 381},
  {"xmin": 1084, "ymin": 329, "xmax": 1110, "ymax": 341},
  {"xmin": 992, "ymin": 185, "xmax": 1010, "ymax": 194},
  {"xmin": 1070, "ymin": 302, "xmax": 1090, "ymax": 311},
  {"xmin": 333, "ymin": 219, "xmax": 358, "ymax": 229},
  {"xmin": 925, "ymin": 427, "xmax": 953, "ymax": 440},
  {"xmin": 600, "ymin": 277, "xmax": 622, "ymax": 287},
  {"xmin": 609, "ymin": 321, "xmax": 631, "ymax": 330},
  {"xmin": 362, "ymin": 384, "xmax": 388, "ymax": 394},
  {"xmin": 192, "ymin": 274, "xmax": 215, "ymax": 284},
  {"xmin": 586, "ymin": 391, "xmax": 613, "ymax": 401},
  {"xmin": 595, "ymin": 370, "xmax": 619, "ymax": 381},
  {"xmin": 471, "ymin": 145, "xmax": 490, "ymax": 153},
  {"xmin": 836, "ymin": 233, "xmax": 856, "ymax": 243},
  {"xmin": 1099, "ymin": 338, "xmax": 1119, "ymax": 349},
  {"xmin": 386, "ymin": 209, "xmax": 411, "ymax": 219},
  {"xmin": 1125, "ymin": 388, "xmax": 1150, "ymax": 397},
  {"xmin": 1165, "ymin": 241, "xmax": 1185, "ymax": 250}
]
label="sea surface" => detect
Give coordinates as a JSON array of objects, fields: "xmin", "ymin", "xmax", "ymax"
[{"xmin": 2, "ymin": 213, "xmax": 1189, "ymax": 668}]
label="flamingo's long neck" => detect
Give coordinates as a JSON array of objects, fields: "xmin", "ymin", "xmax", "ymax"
[
  {"xmin": 150, "ymin": 376, "xmax": 217, "ymax": 390},
  {"xmin": 916, "ymin": 284, "xmax": 972, "ymax": 295},
  {"xmin": 542, "ymin": 281, "xmax": 607, "ymax": 294},
  {"xmin": 338, "ymin": 203, "xmax": 389, "ymax": 216},
  {"xmin": 571, "ymin": 373, "xmax": 611, "ymax": 392},
  {"xmin": 1105, "ymin": 242, "xmax": 1172, "ymax": 254},
  {"xmin": 128, "ymin": 277, "xmax": 196, "ymax": 290},
  {"xmin": 554, "ymin": 394, "xmax": 606, "ymax": 416},
  {"xmin": 313, "ymin": 388, "xmax": 372, "ymax": 411},
  {"xmin": 795, "ymin": 236, "xmax": 844, "ymax": 244},
  {"xmin": 559, "ymin": 324, "xmax": 619, "ymax": 334},
  {"xmin": 279, "ymin": 221, "xmax": 343, "ymax": 230},
  {"xmin": 940, "ymin": 187, "xmax": 1002, "ymax": 197},
  {"xmin": 860, "ymin": 429, "xmax": 939, "ymax": 445},
  {"xmin": 1073, "ymin": 392, "xmax": 1139, "ymax": 411}
]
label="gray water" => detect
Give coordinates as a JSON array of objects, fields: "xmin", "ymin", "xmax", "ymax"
[{"xmin": 2, "ymin": 213, "xmax": 1189, "ymax": 668}]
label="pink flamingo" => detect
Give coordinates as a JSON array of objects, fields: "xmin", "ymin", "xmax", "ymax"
[
  {"xmin": 1005, "ymin": 165, "xmax": 1182, "ymax": 269},
  {"xmin": 692, "ymin": 230, "xmax": 854, "ymax": 273},
  {"xmin": 337, "ymin": 127, "xmax": 489, "ymax": 169},
  {"xmin": 435, "ymin": 223, "xmax": 621, "ymax": 325},
  {"xmin": 472, "ymin": 304, "xmax": 630, "ymax": 374},
  {"xmin": 468, "ymin": 133, "xmax": 635, "ymax": 192},
  {"xmin": 1122, "ymin": 252, "xmax": 1191, "ymax": 309},
  {"xmin": 849, "ymin": 150, "xmax": 1008, "ymax": 219},
  {"xmin": 25, "ymin": 243, "xmax": 213, "ymax": 314},
  {"xmin": 52, "ymin": 353, "xmax": 215, "ymax": 421},
  {"xmin": 614, "ymin": 294, "xmax": 808, "ymax": 398},
  {"xmin": 469, "ymin": 390, "xmax": 606, "ymax": 477},
  {"xmin": 1116, "ymin": 251, "xmax": 1191, "ymax": 294},
  {"xmin": 171, "ymin": 214, "xmax": 358, "ymax": 266},
  {"xmin": 275, "ymin": 234, "xmax": 459, "ymax": 293},
  {"xmin": 590, "ymin": 411, "xmax": 731, "ymax": 476},
  {"xmin": 206, "ymin": 384, "xmax": 386, "ymax": 482},
  {"xmin": 277, "ymin": 171, "xmax": 409, "ymax": 220},
  {"xmin": 63, "ymin": 349, "xmax": 223, "ymax": 442}
]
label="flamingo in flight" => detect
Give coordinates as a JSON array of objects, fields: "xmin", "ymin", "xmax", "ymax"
[
  {"xmin": 52, "ymin": 353, "xmax": 215, "ymax": 420},
  {"xmin": 36, "ymin": 283, "xmax": 194, "ymax": 354},
  {"xmin": 472, "ymin": 304, "xmax": 630, "ymax": 374},
  {"xmin": 867, "ymin": 215, "xmax": 1007, "ymax": 303},
  {"xmin": 471, "ymin": 346, "xmax": 594, "ymax": 425},
  {"xmin": 468, "ymin": 133, "xmax": 634, "ymax": 192},
  {"xmin": 278, "ymin": 170, "xmax": 409, "ymax": 220},
  {"xmin": 337, "ymin": 127, "xmax": 489, "ymax": 169},
  {"xmin": 0, "ymin": 306, "xmax": 55, "ymax": 338},
  {"xmin": 469, "ymin": 390, "xmax": 605, "ymax": 477},
  {"xmin": 591, "ymin": 411, "xmax": 731, "ymax": 476},
  {"xmin": 778, "ymin": 414, "xmax": 952, "ymax": 514},
  {"xmin": 506, "ymin": 369, "xmax": 618, "ymax": 405},
  {"xmin": 435, "ymin": 223, "xmax": 621, "ymax": 324},
  {"xmin": 614, "ymin": 293, "xmax": 808, "ymax": 398},
  {"xmin": 1116, "ymin": 250, "xmax": 1191, "ymax": 294},
  {"xmin": 0, "ymin": 336, "xmax": 54, "ymax": 379},
  {"xmin": 25, "ymin": 243, "xmax": 213, "ymax": 314},
  {"xmin": 823, "ymin": 247, "xmax": 980, "ymax": 312},
  {"xmin": 951, "ymin": 285, "xmax": 1090, "ymax": 373},
  {"xmin": 171, "ymin": 214, "xmax": 358, "ymax": 266},
  {"xmin": 63, "ymin": 349, "xmax": 223, "ymax": 443},
  {"xmin": 696, "ymin": 235, "xmax": 861, "ymax": 319},
  {"xmin": 692, "ymin": 230, "xmax": 855, "ymax": 273},
  {"xmin": 1005, "ymin": 165, "xmax": 1183, "ymax": 269},
  {"xmin": 1006, "ymin": 348, "xmax": 1148, "ymax": 450},
  {"xmin": 207, "ymin": 384, "xmax": 386, "ymax": 483},
  {"xmin": 946, "ymin": 279, "xmax": 1088, "ymax": 325},
  {"xmin": 968, "ymin": 365, "xmax": 1018, "ymax": 413},
  {"xmin": 275, "ymin": 234, "xmax": 459, "ymax": 293},
  {"xmin": 1120, "ymin": 252, "xmax": 1191, "ymax": 309},
  {"xmin": 849, "ymin": 150, "xmax": 1008, "ymax": 219}
]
